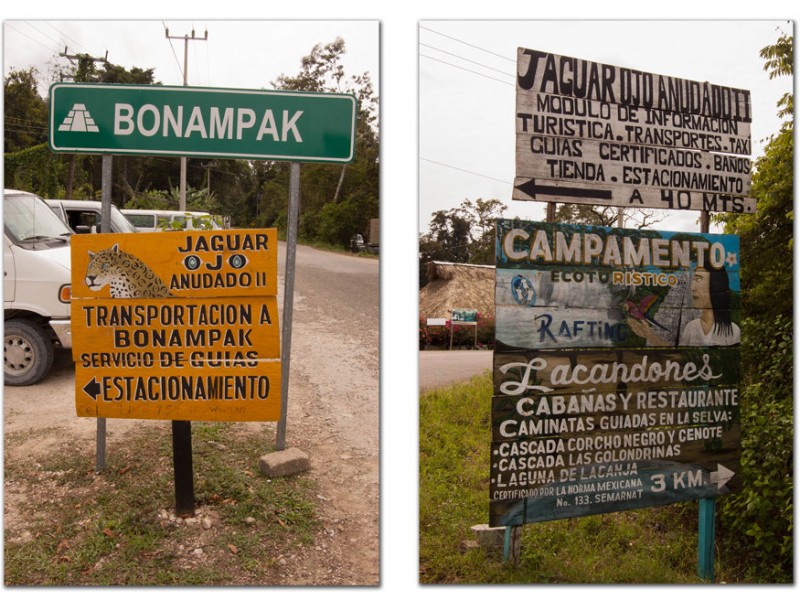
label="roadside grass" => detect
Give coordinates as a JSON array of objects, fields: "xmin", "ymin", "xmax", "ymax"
[
  {"xmin": 419, "ymin": 373, "xmax": 742, "ymax": 584},
  {"xmin": 4, "ymin": 422, "xmax": 318, "ymax": 585}
]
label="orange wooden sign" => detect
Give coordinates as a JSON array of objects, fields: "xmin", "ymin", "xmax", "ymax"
[
  {"xmin": 70, "ymin": 229, "xmax": 281, "ymax": 422},
  {"xmin": 75, "ymin": 361, "xmax": 281, "ymax": 421},
  {"xmin": 70, "ymin": 229, "xmax": 278, "ymax": 299},
  {"xmin": 72, "ymin": 297, "xmax": 279, "ymax": 359}
]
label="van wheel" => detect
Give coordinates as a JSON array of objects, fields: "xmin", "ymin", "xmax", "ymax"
[{"xmin": 4, "ymin": 320, "xmax": 55, "ymax": 386}]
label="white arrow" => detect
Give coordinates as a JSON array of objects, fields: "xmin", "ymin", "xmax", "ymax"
[{"xmin": 710, "ymin": 464, "xmax": 735, "ymax": 489}]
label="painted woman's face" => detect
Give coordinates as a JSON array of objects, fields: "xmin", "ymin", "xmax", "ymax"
[{"xmin": 691, "ymin": 267, "xmax": 712, "ymax": 309}]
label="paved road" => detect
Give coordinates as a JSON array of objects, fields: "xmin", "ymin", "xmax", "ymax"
[
  {"xmin": 418, "ymin": 349, "xmax": 493, "ymax": 392},
  {"xmin": 274, "ymin": 241, "xmax": 380, "ymax": 583}
]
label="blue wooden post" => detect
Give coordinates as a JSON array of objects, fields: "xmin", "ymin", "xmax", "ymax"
[
  {"xmin": 503, "ymin": 526, "xmax": 512, "ymax": 562},
  {"xmin": 698, "ymin": 498, "xmax": 716, "ymax": 582}
]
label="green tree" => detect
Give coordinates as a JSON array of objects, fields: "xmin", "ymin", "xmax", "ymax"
[
  {"xmin": 715, "ymin": 32, "xmax": 793, "ymax": 581},
  {"xmin": 418, "ymin": 198, "xmax": 506, "ymax": 286},
  {"xmin": 4, "ymin": 68, "xmax": 48, "ymax": 153},
  {"xmin": 553, "ymin": 204, "xmax": 666, "ymax": 229},
  {"xmin": 270, "ymin": 38, "xmax": 380, "ymax": 244},
  {"xmin": 465, "ymin": 198, "xmax": 507, "ymax": 264}
]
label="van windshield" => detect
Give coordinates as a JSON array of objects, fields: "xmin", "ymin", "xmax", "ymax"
[
  {"xmin": 4, "ymin": 192, "xmax": 72, "ymax": 244},
  {"xmin": 110, "ymin": 206, "xmax": 139, "ymax": 233}
]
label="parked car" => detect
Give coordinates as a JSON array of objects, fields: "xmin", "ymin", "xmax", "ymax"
[
  {"xmin": 46, "ymin": 198, "xmax": 139, "ymax": 234},
  {"xmin": 4, "ymin": 189, "xmax": 72, "ymax": 385},
  {"xmin": 120, "ymin": 209, "xmax": 225, "ymax": 232}
]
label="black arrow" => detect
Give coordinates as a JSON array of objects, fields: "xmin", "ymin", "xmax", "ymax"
[
  {"xmin": 515, "ymin": 178, "xmax": 613, "ymax": 201},
  {"xmin": 83, "ymin": 377, "xmax": 102, "ymax": 401}
]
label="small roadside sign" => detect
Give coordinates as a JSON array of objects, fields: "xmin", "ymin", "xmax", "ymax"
[{"xmin": 70, "ymin": 229, "xmax": 281, "ymax": 422}]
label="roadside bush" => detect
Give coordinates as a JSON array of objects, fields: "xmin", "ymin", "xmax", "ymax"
[
  {"xmin": 316, "ymin": 197, "xmax": 361, "ymax": 247},
  {"xmin": 4, "ymin": 143, "xmax": 68, "ymax": 197},
  {"xmin": 718, "ymin": 314, "xmax": 793, "ymax": 581}
]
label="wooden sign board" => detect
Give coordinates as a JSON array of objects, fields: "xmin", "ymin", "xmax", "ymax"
[
  {"xmin": 515, "ymin": 47, "xmax": 753, "ymax": 213},
  {"xmin": 516, "ymin": 91, "xmax": 752, "ymax": 153},
  {"xmin": 517, "ymin": 48, "xmax": 752, "ymax": 121},
  {"xmin": 71, "ymin": 229, "xmax": 281, "ymax": 422},
  {"xmin": 512, "ymin": 177, "xmax": 756, "ymax": 213},
  {"xmin": 515, "ymin": 137, "xmax": 751, "ymax": 195},
  {"xmin": 495, "ymin": 221, "xmax": 740, "ymax": 350},
  {"xmin": 491, "ymin": 220, "xmax": 741, "ymax": 526}
]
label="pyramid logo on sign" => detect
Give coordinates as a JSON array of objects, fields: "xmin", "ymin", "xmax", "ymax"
[{"xmin": 58, "ymin": 103, "xmax": 99, "ymax": 133}]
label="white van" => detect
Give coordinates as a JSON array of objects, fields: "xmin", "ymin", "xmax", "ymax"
[
  {"xmin": 46, "ymin": 198, "xmax": 139, "ymax": 234},
  {"xmin": 120, "ymin": 209, "xmax": 224, "ymax": 232},
  {"xmin": 3, "ymin": 189, "xmax": 72, "ymax": 385}
]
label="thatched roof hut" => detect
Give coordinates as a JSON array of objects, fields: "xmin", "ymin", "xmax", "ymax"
[{"xmin": 419, "ymin": 261, "xmax": 495, "ymax": 320}]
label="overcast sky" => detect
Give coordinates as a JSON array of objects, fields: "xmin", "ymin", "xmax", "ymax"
[
  {"xmin": 3, "ymin": 20, "xmax": 379, "ymax": 99},
  {"xmin": 420, "ymin": 19, "xmax": 794, "ymax": 235}
]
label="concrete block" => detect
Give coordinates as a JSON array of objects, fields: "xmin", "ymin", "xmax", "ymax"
[
  {"xmin": 470, "ymin": 523, "xmax": 506, "ymax": 548},
  {"xmin": 471, "ymin": 523, "xmax": 521, "ymax": 560},
  {"xmin": 258, "ymin": 447, "xmax": 310, "ymax": 477}
]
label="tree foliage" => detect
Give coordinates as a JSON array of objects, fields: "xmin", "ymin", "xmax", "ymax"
[
  {"xmin": 759, "ymin": 31, "xmax": 793, "ymax": 120},
  {"xmin": 714, "ymin": 32, "xmax": 793, "ymax": 581},
  {"xmin": 419, "ymin": 198, "xmax": 506, "ymax": 286},
  {"xmin": 553, "ymin": 204, "xmax": 666, "ymax": 229},
  {"xmin": 4, "ymin": 38, "xmax": 378, "ymax": 251},
  {"xmin": 263, "ymin": 37, "xmax": 380, "ymax": 244},
  {"xmin": 4, "ymin": 68, "xmax": 48, "ymax": 153}
]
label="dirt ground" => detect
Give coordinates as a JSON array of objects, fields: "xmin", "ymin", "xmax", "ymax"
[{"xmin": 3, "ymin": 245, "xmax": 380, "ymax": 586}]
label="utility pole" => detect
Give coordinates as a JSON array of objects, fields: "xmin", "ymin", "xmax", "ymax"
[
  {"xmin": 165, "ymin": 27, "xmax": 208, "ymax": 211},
  {"xmin": 60, "ymin": 47, "xmax": 109, "ymax": 69},
  {"xmin": 163, "ymin": 26, "xmax": 208, "ymax": 517}
]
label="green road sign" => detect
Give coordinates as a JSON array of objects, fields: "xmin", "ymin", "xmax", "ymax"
[{"xmin": 49, "ymin": 83, "xmax": 356, "ymax": 163}]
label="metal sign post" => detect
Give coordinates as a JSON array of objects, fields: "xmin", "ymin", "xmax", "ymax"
[
  {"xmin": 276, "ymin": 162, "xmax": 300, "ymax": 451},
  {"xmin": 95, "ymin": 153, "xmax": 112, "ymax": 472}
]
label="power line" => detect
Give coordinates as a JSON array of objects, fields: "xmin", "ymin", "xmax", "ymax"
[
  {"xmin": 420, "ymin": 53, "xmax": 514, "ymax": 86},
  {"xmin": 21, "ymin": 21, "xmax": 63, "ymax": 49},
  {"xmin": 419, "ymin": 42, "xmax": 515, "ymax": 78},
  {"xmin": 420, "ymin": 157, "xmax": 511, "ymax": 185},
  {"xmin": 419, "ymin": 25, "xmax": 515, "ymax": 63},
  {"xmin": 5, "ymin": 22, "xmax": 53, "ymax": 52},
  {"xmin": 4, "ymin": 115, "xmax": 46, "ymax": 124},
  {"xmin": 4, "ymin": 121, "xmax": 49, "ymax": 134},
  {"xmin": 43, "ymin": 21, "xmax": 91, "ymax": 54},
  {"xmin": 419, "ymin": 29, "xmax": 517, "ymax": 190}
]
